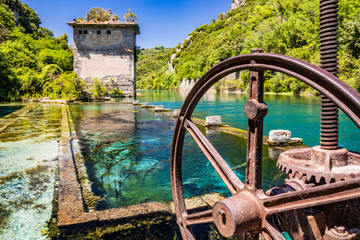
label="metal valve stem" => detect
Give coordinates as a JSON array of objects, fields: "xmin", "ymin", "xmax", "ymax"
[{"xmin": 320, "ymin": 0, "xmax": 339, "ymax": 150}]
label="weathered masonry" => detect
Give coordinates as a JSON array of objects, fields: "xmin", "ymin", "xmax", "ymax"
[{"xmin": 67, "ymin": 22, "xmax": 139, "ymax": 97}]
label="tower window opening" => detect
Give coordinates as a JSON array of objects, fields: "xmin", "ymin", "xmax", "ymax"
[
  {"xmin": 79, "ymin": 30, "xmax": 83, "ymax": 34},
  {"xmin": 97, "ymin": 30, "xmax": 101, "ymax": 34},
  {"xmin": 107, "ymin": 30, "xmax": 111, "ymax": 34},
  {"xmin": 84, "ymin": 30, "xmax": 88, "ymax": 34}
]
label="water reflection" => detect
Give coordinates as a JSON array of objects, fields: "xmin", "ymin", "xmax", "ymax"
[
  {"xmin": 137, "ymin": 91, "xmax": 360, "ymax": 152},
  {"xmin": 70, "ymin": 103, "xmax": 285, "ymax": 209}
]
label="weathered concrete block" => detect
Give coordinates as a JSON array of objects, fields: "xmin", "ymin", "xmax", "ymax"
[
  {"xmin": 269, "ymin": 130, "xmax": 291, "ymax": 142},
  {"xmin": 205, "ymin": 116, "xmax": 223, "ymax": 126},
  {"xmin": 154, "ymin": 105, "xmax": 170, "ymax": 112},
  {"xmin": 155, "ymin": 105, "xmax": 164, "ymax": 110},
  {"xmin": 173, "ymin": 109, "xmax": 180, "ymax": 118},
  {"xmin": 142, "ymin": 102, "xmax": 149, "ymax": 106}
]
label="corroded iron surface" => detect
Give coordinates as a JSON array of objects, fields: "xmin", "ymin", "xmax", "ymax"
[
  {"xmin": 170, "ymin": 50, "xmax": 360, "ymax": 239},
  {"xmin": 320, "ymin": 0, "xmax": 339, "ymax": 150},
  {"xmin": 277, "ymin": 146, "xmax": 360, "ymax": 183}
]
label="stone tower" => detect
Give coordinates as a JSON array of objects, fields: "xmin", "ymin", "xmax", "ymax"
[{"xmin": 67, "ymin": 21, "xmax": 139, "ymax": 97}]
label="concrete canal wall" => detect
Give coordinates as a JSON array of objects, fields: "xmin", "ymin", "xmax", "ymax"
[
  {"xmin": 0, "ymin": 102, "xmax": 305, "ymax": 238},
  {"xmin": 55, "ymin": 104, "xmax": 225, "ymax": 238}
]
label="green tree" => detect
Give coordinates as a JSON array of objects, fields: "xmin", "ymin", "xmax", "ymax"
[
  {"xmin": 340, "ymin": 20, "xmax": 360, "ymax": 58},
  {"xmin": 43, "ymin": 72, "xmax": 85, "ymax": 100},
  {"xmin": 89, "ymin": 78, "xmax": 108, "ymax": 98},
  {"xmin": 86, "ymin": 7, "xmax": 119, "ymax": 22},
  {"xmin": 0, "ymin": 0, "xmax": 41, "ymax": 33},
  {"xmin": 123, "ymin": 9, "xmax": 138, "ymax": 22},
  {"xmin": 0, "ymin": 4, "xmax": 15, "ymax": 42}
]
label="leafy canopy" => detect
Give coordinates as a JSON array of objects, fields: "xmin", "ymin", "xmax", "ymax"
[
  {"xmin": 86, "ymin": 7, "xmax": 120, "ymax": 22},
  {"xmin": 137, "ymin": 0, "xmax": 360, "ymax": 94},
  {"xmin": 123, "ymin": 9, "xmax": 138, "ymax": 22}
]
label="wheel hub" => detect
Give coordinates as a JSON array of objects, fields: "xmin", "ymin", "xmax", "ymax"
[{"xmin": 212, "ymin": 191, "xmax": 262, "ymax": 237}]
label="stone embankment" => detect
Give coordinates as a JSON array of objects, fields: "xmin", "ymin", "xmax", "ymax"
[
  {"xmin": 55, "ymin": 103, "xmax": 223, "ymax": 238},
  {"xmin": 0, "ymin": 100, "xmax": 303, "ymax": 238}
]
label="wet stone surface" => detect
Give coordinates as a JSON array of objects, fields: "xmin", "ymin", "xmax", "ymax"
[{"xmin": 0, "ymin": 104, "xmax": 61, "ymax": 239}]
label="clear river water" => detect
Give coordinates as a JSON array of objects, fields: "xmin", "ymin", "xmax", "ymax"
[
  {"xmin": 68, "ymin": 90, "xmax": 360, "ymax": 210},
  {"xmin": 1, "ymin": 92, "xmax": 359, "ymax": 237}
]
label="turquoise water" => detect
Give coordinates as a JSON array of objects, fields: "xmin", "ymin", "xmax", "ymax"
[
  {"xmin": 0, "ymin": 105, "xmax": 23, "ymax": 117},
  {"xmin": 0, "ymin": 104, "xmax": 61, "ymax": 239},
  {"xmin": 137, "ymin": 91, "xmax": 360, "ymax": 152},
  {"xmin": 70, "ymin": 91, "xmax": 360, "ymax": 209},
  {"xmin": 70, "ymin": 102, "xmax": 282, "ymax": 209}
]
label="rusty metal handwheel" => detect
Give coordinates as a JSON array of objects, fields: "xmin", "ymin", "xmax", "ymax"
[{"xmin": 171, "ymin": 50, "xmax": 360, "ymax": 239}]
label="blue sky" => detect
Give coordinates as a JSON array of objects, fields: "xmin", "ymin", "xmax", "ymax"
[{"xmin": 21, "ymin": 0, "xmax": 232, "ymax": 49}]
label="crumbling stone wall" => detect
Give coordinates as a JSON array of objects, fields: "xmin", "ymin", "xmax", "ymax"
[{"xmin": 69, "ymin": 23, "xmax": 137, "ymax": 96}]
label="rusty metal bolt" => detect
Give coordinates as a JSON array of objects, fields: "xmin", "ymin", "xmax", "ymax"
[
  {"xmin": 212, "ymin": 192, "xmax": 262, "ymax": 237},
  {"xmin": 244, "ymin": 100, "xmax": 268, "ymax": 120}
]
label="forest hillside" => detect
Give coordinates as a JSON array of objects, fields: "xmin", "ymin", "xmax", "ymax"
[
  {"xmin": 0, "ymin": 0, "xmax": 82, "ymax": 101},
  {"xmin": 136, "ymin": 0, "xmax": 360, "ymax": 94}
]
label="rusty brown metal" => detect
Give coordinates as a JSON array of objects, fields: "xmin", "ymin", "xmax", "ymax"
[
  {"xmin": 320, "ymin": 0, "xmax": 339, "ymax": 150},
  {"xmin": 277, "ymin": 146, "xmax": 360, "ymax": 184},
  {"xmin": 170, "ymin": 49, "xmax": 360, "ymax": 239},
  {"xmin": 245, "ymin": 49, "xmax": 267, "ymax": 191}
]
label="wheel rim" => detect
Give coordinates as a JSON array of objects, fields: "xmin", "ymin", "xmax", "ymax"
[{"xmin": 171, "ymin": 52, "xmax": 360, "ymax": 239}]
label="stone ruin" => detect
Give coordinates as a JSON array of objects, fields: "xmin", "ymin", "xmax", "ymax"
[{"xmin": 68, "ymin": 21, "xmax": 139, "ymax": 97}]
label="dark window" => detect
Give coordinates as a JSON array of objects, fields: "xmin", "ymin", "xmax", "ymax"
[
  {"xmin": 84, "ymin": 30, "xmax": 88, "ymax": 34},
  {"xmin": 107, "ymin": 30, "xmax": 111, "ymax": 34},
  {"xmin": 97, "ymin": 30, "xmax": 101, "ymax": 34},
  {"xmin": 79, "ymin": 30, "xmax": 83, "ymax": 34}
]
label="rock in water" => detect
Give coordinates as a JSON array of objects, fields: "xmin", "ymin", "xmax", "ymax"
[{"xmin": 269, "ymin": 130, "xmax": 291, "ymax": 142}]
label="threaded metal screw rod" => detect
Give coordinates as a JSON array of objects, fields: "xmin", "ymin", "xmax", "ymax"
[{"xmin": 320, "ymin": 0, "xmax": 339, "ymax": 150}]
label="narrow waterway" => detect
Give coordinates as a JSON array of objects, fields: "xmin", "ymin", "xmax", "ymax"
[
  {"xmin": 0, "ymin": 90, "xmax": 359, "ymax": 238},
  {"xmin": 69, "ymin": 102, "xmax": 283, "ymax": 209}
]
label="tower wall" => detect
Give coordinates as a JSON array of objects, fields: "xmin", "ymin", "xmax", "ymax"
[{"xmin": 69, "ymin": 22, "xmax": 137, "ymax": 97}]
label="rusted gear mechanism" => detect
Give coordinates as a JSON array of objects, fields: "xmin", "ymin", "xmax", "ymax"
[{"xmin": 277, "ymin": 146, "xmax": 360, "ymax": 184}]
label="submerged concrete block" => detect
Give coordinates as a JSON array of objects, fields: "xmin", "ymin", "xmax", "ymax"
[
  {"xmin": 141, "ymin": 102, "xmax": 150, "ymax": 108},
  {"xmin": 155, "ymin": 105, "xmax": 164, "ymax": 110},
  {"xmin": 154, "ymin": 105, "xmax": 171, "ymax": 112},
  {"xmin": 205, "ymin": 116, "xmax": 223, "ymax": 127},
  {"xmin": 289, "ymin": 137, "xmax": 303, "ymax": 144},
  {"xmin": 173, "ymin": 109, "xmax": 180, "ymax": 118},
  {"xmin": 269, "ymin": 130, "xmax": 291, "ymax": 142}
]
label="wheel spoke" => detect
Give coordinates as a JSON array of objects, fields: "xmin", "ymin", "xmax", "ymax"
[
  {"xmin": 262, "ymin": 178, "xmax": 360, "ymax": 215},
  {"xmin": 262, "ymin": 219, "xmax": 286, "ymax": 240},
  {"xmin": 184, "ymin": 209, "xmax": 214, "ymax": 226},
  {"xmin": 180, "ymin": 225, "xmax": 196, "ymax": 240},
  {"xmin": 244, "ymin": 58, "xmax": 267, "ymax": 191},
  {"xmin": 184, "ymin": 119, "xmax": 244, "ymax": 194}
]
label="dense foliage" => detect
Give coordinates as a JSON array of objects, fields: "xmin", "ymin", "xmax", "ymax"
[
  {"xmin": 123, "ymin": 9, "xmax": 138, "ymax": 22},
  {"xmin": 85, "ymin": 7, "xmax": 119, "ymax": 22},
  {"xmin": 0, "ymin": 0, "xmax": 79, "ymax": 101},
  {"xmin": 136, "ymin": 46, "xmax": 175, "ymax": 90},
  {"xmin": 137, "ymin": 0, "xmax": 360, "ymax": 94},
  {"xmin": 0, "ymin": 0, "xmax": 40, "ymax": 34}
]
